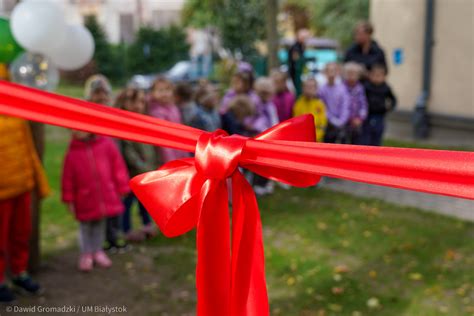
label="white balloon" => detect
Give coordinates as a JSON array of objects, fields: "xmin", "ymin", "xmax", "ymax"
[
  {"xmin": 50, "ymin": 24, "xmax": 95, "ymax": 71},
  {"xmin": 11, "ymin": 0, "xmax": 66, "ymax": 54}
]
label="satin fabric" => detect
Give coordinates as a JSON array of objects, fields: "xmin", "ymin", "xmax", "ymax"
[
  {"xmin": 0, "ymin": 81, "xmax": 472, "ymax": 200},
  {"xmin": 130, "ymin": 125, "xmax": 319, "ymax": 316},
  {"xmin": 0, "ymin": 80, "xmax": 474, "ymax": 315}
]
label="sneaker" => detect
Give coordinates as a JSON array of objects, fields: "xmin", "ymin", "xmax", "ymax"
[
  {"xmin": 277, "ymin": 182, "xmax": 291, "ymax": 190},
  {"xmin": 11, "ymin": 273, "xmax": 41, "ymax": 295},
  {"xmin": 0, "ymin": 284, "xmax": 15, "ymax": 303},
  {"xmin": 253, "ymin": 185, "xmax": 268, "ymax": 197},
  {"xmin": 115, "ymin": 239, "xmax": 131, "ymax": 254},
  {"xmin": 93, "ymin": 251, "xmax": 112, "ymax": 268},
  {"xmin": 125, "ymin": 230, "xmax": 145, "ymax": 242},
  {"xmin": 78, "ymin": 253, "xmax": 94, "ymax": 272},
  {"xmin": 141, "ymin": 224, "xmax": 158, "ymax": 239},
  {"xmin": 265, "ymin": 181, "xmax": 275, "ymax": 195}
]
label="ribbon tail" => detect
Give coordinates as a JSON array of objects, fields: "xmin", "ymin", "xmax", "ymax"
[
  {"xmin": 196, "ymin": 179, "xmax": 232, "ymax": 316},
  {"xmin": 230, "ymin": 172, "xmax": 269, "ymax": 316}
]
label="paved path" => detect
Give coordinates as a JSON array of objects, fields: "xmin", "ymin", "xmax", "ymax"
[{"xmin": 322, "ymin": 178, "xmax": 474, "ymax": 222}]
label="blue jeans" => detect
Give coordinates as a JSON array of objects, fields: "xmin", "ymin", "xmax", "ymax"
[
  {"xmin": 122, "ymin": 193, "xmax": 151, "ymax": 233},
  {"xmin": 361, "ymin": 114, "xmax": 385, "ymax": 146}
]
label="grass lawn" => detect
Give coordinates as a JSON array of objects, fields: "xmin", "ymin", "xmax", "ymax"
[{"xmin": 34, "ymin": 85, "xmax": 474, "ymax": 315}]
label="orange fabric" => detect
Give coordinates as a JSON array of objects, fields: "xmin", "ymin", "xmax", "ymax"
[{"xmin": 0, "ymin": 116, "xmax": 50, "ymax": 200}]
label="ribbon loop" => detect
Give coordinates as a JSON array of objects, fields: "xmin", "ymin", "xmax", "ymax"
[{"xmin": 195, "ymin": 130, "xmax": 247, "ymax": 180}]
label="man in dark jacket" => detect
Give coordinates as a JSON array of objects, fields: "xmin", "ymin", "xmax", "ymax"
[
  {"xmin": 344, "ymin": 21, "xmax": 388, "ymax": 74},
  {"xmin": 361, "ymin": 64, "xmax": 396, "ymax": 146},
  {"xmin": 288, "ymin": 29, "xmax": 310, "ymax": 96}
]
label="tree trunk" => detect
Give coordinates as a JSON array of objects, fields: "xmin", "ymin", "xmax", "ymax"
[
  {"xmin": 28, "ymin": 122, "xmax": 45, "ymax": 273},
  {"xmin": 266, "ymin": 0, "xmax": 279, "ymax": 72}
]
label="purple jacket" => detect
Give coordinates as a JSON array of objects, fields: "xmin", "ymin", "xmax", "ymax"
[
  {"xmin": 149, "ymin": 101, "xmax": 189, "ymax": 162},
  {"xmin": 319, "ymin": 82, "xmax": 351, "ymax": 127},
  {"xmin": 272, "ymin": 90, "xmax": 295, "ymax": 122},
  {"xmin": 247, "ymin": 97, "xmax": 279, "ymax": 134},
  {"xmin": 344, "ymin": 81, "xmax": 368, "ymax": 121},
  {"xmin": 62, "ymin": 136, "xmax": 130, "ymax": 222},
  {"xmin": 220, "ymin": 89, "xmax": 260, "ymax": 114}
]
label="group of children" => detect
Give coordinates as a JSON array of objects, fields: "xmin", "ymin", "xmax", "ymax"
[
  {"xmin": 294, "ymin": 62, "xmax": 396, "ymax": 146},
  {"xmin": 61, "ymin": 61, "xmax": 396, "ymax": 272}
]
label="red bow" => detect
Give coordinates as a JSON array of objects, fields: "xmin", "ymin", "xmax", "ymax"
[{"xmin": 130, "ymin": 117, "xmax": 320, "ymax": 316}]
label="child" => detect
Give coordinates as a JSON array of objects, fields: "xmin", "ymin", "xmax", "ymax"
[
  {"xmin": 148, "ymin": 77, "xmax": 188, "ymax": 162},
  {"xmin": 174, "ymin": 82, "xmax": 199, "ymax": 127},
  {"xmin": 293, "ymin": 78, "xmax": 327, "ymax": 142},
  {"xmin": 271, "ymin": 70, "xmax": 295, "ymax": 122},
  {"xmin": 85, "ymin": 74, "xmax": 112, "ymax": 106},
  {"xmin": 361, "ymin": 64, "xmax": 397, "ymax": 146},
  {"xmin": 62, "ymin": 130, "xmax": 130, "ymax": 272},
  {"xmin": 115, "ymin": 88, "xmax": 160, "ymax": 241},
  {"xmin": 319, "ymin": 63, "xmax": 351, "ymax": 143},
  {"xmin": 248, "ymin": 77, "xmax": 279, "ymax": 195},
  {"xmin": 85, "ymin": 76, "xmax": 128, "ymax": 252},
  {"xmin": 220, "ymin": 71, "xmax": 259, "ymax": 114},
  {"xmin": 343, "ymin": 62, "xmax": 368, "ymax": 144},
  {"xmin": 194, "ymin": 84, "xmax": 222, "ymax": 132},
  {"xmin": 221, "ymin": 95, "xmax": 256, "ymax": 136},
  {"xmin": 0, "ymin": 116, "xmax": 50, "ymax": 302},
  {"xmin": 249, "ymin": 77, "xmax": 279, "ymax": 134}
]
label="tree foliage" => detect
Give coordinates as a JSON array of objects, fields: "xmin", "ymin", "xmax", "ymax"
[
  {"xmin": 310, "ymin": 0, "xmax": 369, "ymax": 48},
  {"xmin": 84, "ymin": 15, "xmax": 125, "ymax": 81},
  {"xmin": 182, "ymin": 0, "xmax": 265, "ymax": 57},
  {"xmin": 219, "ymin": 0, "xmax": 265, "ymax": 56},
  {"xmin": 182, "ymin": 0, "xmax": 222, "ymax": 28},
  {"xmin": 127, "ymin": 26, "xmax": 189, "ymax": 75}
]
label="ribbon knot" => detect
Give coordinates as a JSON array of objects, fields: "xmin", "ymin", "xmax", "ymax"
[
  {"xmin": 130, "ymin": 116, "xmax": 321, "ymax": 316},
  {"xmin": 195, "ymin": 130, "xmax": 246, "ymax": 180}
]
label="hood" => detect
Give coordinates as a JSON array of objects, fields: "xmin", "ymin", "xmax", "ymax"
[{"xmin": 70, "ymin": 135, "xmax": 107, "ymax": 149}]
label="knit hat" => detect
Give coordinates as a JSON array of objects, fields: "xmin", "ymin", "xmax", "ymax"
[{"xmin": 84, "ymin": 74, "xmax": 112, "ymax": 100}]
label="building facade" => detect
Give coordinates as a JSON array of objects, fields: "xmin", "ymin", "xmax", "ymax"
[{"xmin": 371, "ymin": 0, "xmax": 474, "ymax": 146}]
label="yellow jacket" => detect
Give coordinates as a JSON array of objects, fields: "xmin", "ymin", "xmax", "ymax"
[
  {"xmin": 293, "ymin": 96, "xmax": 327, "ymax": 142},
  {"xmin": 0, "ymin": 116, "xmax": 50, "ymax": 200}
]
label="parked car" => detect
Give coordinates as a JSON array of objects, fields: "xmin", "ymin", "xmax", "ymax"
[
  {"xmin": 278, "ymin": 37, "xmax": 340, "ymax": 85},
  {"xmin": 127, "ymin": 61, "xmax": 198, "ymax": 90}
]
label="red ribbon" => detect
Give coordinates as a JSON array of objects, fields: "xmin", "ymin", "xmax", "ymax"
[
  {"xmin": 130, "ymin": 124, "xmax": 319, "ymax": 316},
  {"xmin": 1, "ymin": 81, "xmax": 473, "ymax": 315}
]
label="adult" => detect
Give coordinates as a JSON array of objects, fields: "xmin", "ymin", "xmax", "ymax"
[
  {"xmin": 288, "ymin": 28, "xmax": 310, "ymax": 97},
  {"xmin": 187, "ymin": 28, "xmax": 214, "ymax": 79},
  {"xmin": 0, "ymin": 115, "xmax": 50, "ymax": 302},
  {"xmin": 344, "ymin": 21, "xmax": 387, "ymax": 74}
]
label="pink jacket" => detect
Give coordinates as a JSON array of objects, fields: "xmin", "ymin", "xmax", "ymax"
[
  {"xmin": 149, "ymin": 101, "xmax": 189, "ymax": 163},
  {"xmin": 62, "ymin": 136, "xmax": 130, "ymax": 222}
]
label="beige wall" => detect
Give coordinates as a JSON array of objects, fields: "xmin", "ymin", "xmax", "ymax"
[
  {"xmin": 371, "ymin": 0, "xmax": 474, "ymax": 119},
  {"xmin": 430, "ymin": 0, "xmax": 473, "ymax": 117},
  {"xmin": 370, "ymin": 0, "xmax": 425, "ymax": 112}
]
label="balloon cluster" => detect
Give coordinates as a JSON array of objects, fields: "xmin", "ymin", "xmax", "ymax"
[{"xmin": 1, "ymin": 0, "xmax": 95, "ymax": 91}]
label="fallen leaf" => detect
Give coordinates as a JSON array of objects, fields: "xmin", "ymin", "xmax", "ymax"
[
  {"xmin": 317, "ymin": 222, "xmax": 328, "ymax": 230},
  {"xmin": 328, "ymin": 304, "xmax": 342, "ymax": 312},
  {"xmin": 369, "ymin": 270, "xmax": 377, "ymax": 279},
  {"xmin": 367, "ymin": 297, "xmax": 380, "ymax": 309},
  {"xmin": 334, "ymin": 265, "xmax": 350, "ymax": 274},
  {"xmin": 287, "ymin": 276, "xmax": 296, "ymax": 286},
  {"xmin": 331, "ymin": 287, "xmax": 344, "ymax": 295},
  {"xmin": 438, "ymin": 306, "xmax": 449, "ymax": 314},
  {"xmin": 409, "ymin": 273, "xmax": 423, "ymax": 281}
]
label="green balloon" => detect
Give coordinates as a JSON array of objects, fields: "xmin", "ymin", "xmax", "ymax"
[{"xmin": 0, "ymin": 18, "xmax": 24, "ymax": 64}]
